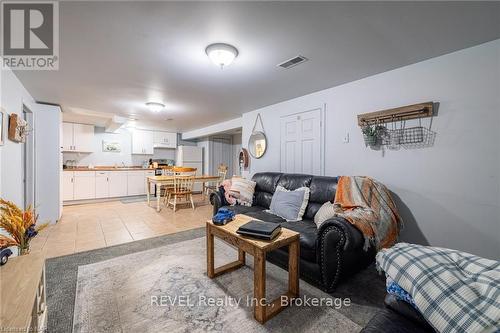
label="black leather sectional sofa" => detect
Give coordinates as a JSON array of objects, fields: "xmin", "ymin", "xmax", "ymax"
[
  {"xmin": 210, "ymin": 172, "xmax": 376, "ymax": 292},
  {"xmin": 361, "ymin": 294, "xmax": 436, "ymax": 332}
]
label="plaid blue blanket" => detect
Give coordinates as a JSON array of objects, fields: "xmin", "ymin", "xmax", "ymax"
[{"xmin": 376, "ymin": 243, "xmax": 500, "ymax": 333}]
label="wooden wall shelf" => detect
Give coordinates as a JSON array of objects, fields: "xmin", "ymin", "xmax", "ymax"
[{"xmin": 357, "ymin": 102, "xmax": 434, "ymax": 126}]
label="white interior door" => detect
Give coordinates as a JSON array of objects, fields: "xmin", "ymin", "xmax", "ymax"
[{"xmin": 280, "ymin": 108, "xmax": 323, "ymax": 175}]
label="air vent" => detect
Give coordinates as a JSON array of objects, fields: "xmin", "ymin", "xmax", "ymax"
[{"xmin": 277, "ymin": 55, "xmax": 308, "ymax": 69}]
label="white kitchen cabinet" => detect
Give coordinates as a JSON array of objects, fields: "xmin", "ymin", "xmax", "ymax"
[
  {"xmin": 108, "ymin": 171, "xmax": 128, "ymax": 197},
  {"xmin": 132, "ymin": 130, "xmax": 154, "ymax": 154},
  {"xmin": 73, "ymin": 171, "xmax": 96, "ymax": 200},
  {"xmin": 153, "ymin": 131, "xmax": 177, "ymax": 148},
  {"xmin": 63, "ymin": 170, "xmax": 154, "ymax": 202},
  {"xmin": 127, "ymin": 171, "xmax": 146, "ymax": 195},
  {"xmin": 62, "ymin": 122, "xmax": 94, "ymax": 152},
  {"xmin": 95, "ymin": 171, "xmax": 109, "ymax": 198},
  {"xmin": 62, "ymin": 123, "xmax": 73, "ymax": 152},
  {"xmin": 62, "ymin": 171, "xmax": 75, "ymax": 201},
  {"xmin": 73, "ymin": 124, "xmax": 94, "ymax": 152}
]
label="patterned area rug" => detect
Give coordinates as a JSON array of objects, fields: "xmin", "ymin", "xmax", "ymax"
[{"xmin": 73, "ymin": 237, "xmax": 361, "ymax": 332}]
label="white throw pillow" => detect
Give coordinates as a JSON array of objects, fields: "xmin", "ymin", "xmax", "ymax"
[
  {"xmin": 314, "ymin": 201, "xmax": 337, "ymax": 228},
  {"xmin": 229, "ymin": 177, "xmax": 256, "ymax": 207}
]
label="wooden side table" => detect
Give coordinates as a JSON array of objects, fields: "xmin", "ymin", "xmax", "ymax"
[
  {"xmin": 0, "ymin": 253, "xmax": 47, "ymax": 332},
  {"xmin": 206, "ymin": 214, "xmax": 300, "ymax": 324}
]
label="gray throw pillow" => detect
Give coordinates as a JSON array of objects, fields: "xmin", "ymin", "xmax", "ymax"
[{"xmin": 267, "ymin": 186, "xmax": 310, "ymax": 222}]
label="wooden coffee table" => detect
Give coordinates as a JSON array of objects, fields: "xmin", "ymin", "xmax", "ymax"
[{"xmin": 206, "ymin": 214, "xmax": 300, "ymax": 324}]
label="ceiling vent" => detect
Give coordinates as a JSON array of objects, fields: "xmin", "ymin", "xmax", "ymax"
[{"xmin": 277, "ymin": 55, "xmax": 308, "ymax": 69}]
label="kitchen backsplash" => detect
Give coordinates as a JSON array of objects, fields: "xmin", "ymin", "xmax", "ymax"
[{"xmin": 63, "ymin": 127, "xmax": 176, "ymax": 166}]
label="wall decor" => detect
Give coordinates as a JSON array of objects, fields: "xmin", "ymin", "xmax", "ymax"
[
  {"xmin": 102, "ymin": 141, "xmax": 121, "ymax": 152},
  {"xmin": 358, "ymin": 102, "xmax": 437, "ymax": 149},
  {"xmin": 8, "ymin": 113, "xmax": 29, "ymax": 143},
  {"xmin": 248, "ymin": 113, "xmax": 267, "ymax": 159},
  {"xmin": 239, "ymin": 148, "xmax": 249, "ymax": 171},
  {"xmin": 0, "ymin": 108, "xmax": 5, "ymax": 146}
]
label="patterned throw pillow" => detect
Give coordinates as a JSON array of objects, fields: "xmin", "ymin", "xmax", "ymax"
[
  {"xmin": 229, "ymin": 177, "xmax": 256, "ymax": 207},
  {"xmin": 267, "ymin": 186, "xmax": 310, "ymax": 222},
  {"xmin": 314, "ymin": 201, "xmax": 337, "ymax": 228}
]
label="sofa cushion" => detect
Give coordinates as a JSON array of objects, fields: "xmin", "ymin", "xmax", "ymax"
[
  {"xmin": 253, "ymin": 192, "xmax": 274, "ymax": 210},
  {"xmin": 252, "ymin": 172, "xmax": 282, "ymax": 193},
  {"xmin": 268, "ymin": 186, "xmax": 310, "ymax": 221},
  {"xmin": 277, "ymin": 173, "xmax": 313, "ymax": 190},
  {"xmin": 280, "ymin": 219, "xmax": 318, "ymax": 263},
  {"xmin": 244, "ymin": 209, "xmax": 286, "ymax": 224},
  {"xmin": 229, "ymin": 177, "xmax": 256, "ymax": 206},
  {"xmin": 309, "ymin": 176, "xmax": 338, "ymax": 203},
  {"xmin": 314, "ymin": 201, "xmax": 337, "ymax": 228},
  {"xmin": 252, "ymin": 172, "xmax": 282, "ymax": 208},
  {"xmin": 226, "ymin": 205, "xmax": 265, "ymax": 216},
  {"xmin": 304, "ymin": 176, "xmax": 338, "ymax": 220}
]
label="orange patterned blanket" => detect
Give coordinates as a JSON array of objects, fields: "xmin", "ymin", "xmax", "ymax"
[{"xmin": 333, "ymin": 176, "xmax": 402, "ymax": 251}]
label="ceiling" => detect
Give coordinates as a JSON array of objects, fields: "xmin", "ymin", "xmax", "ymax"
[{"xmin": 15, "ymin": 1, "xmax": 500, "ymax": 132}]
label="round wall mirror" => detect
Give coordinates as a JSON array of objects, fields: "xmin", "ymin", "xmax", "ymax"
[{"xmin": 248, "ymin": 131, "xmax": 267, "ymax": 159}]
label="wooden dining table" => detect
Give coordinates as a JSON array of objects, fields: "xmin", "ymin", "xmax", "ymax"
[{"xmin": 146, "ymin": 175, "xmax": 221, "ymax": 212}]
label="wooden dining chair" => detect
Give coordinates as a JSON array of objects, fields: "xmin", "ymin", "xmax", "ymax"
[
  {"xmin": 164, "ymin": 167, "xmax": 196, "ymax": 211},
  {"xmin": 204, "ymin": 164, "xmax": 228, "ymax": 197}
]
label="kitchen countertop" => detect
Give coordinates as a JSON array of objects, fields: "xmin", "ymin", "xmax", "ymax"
[{"xmin": 63, "ymin": 167, "xmax": 152, "ymax": 171}]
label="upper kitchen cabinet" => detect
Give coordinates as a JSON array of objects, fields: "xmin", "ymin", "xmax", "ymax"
[
  {"xmin": 132, "ymin": 129, "xmax": 154, "ymax": 154},
  {"xmin": 153, "ymin": 131, "xmax": 177, "ymax": 149},
  {"xmin": 62, "ymin": 122, "xmax": 94, "ymax": 152}
]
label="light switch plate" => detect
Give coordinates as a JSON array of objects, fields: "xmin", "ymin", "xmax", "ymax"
[{"xmin": 343, "ymin": 132, "xmax": 350, "ymax": 143}]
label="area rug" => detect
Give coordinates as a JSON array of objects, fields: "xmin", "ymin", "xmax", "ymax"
[{"xmin": 72, "ymin": 237, "xmax": 361, "ymax": 332}]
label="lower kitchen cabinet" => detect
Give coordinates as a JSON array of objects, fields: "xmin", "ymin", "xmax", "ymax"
[
  {"xmin": 95, "ymin": 171, "xmax": 110, "ymax": 198},
  {"xmin": 127, "ymin": 171, "xmax": 146, "ymax": 196},
  {"xmin": 74, "ymin": 171, "xmax": 96, "ymax": 200},
  {"xmin": 62, "ymin": 171, "xmax": 75, "ymax": 201},
  {"xmin": 63, "ymin": 170, "xmax": 154, "ymax": 202},
  {"xmin": 108, "ymin": 171, "xmax": 128, "ymax": 198}
]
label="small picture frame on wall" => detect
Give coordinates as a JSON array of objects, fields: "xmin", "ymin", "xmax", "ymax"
[
  {"xmin": 0, "ymin": 108, "xmax": 5, "ymax": 146},
  {"xmin": 102, "ymin": 141, "xmax": 121, "ymax": 152}
]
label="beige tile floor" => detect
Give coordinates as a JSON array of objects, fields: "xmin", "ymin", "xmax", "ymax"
[{"xmin": 30, "ymin": 195, "xmax": 212, "ymax": 259}]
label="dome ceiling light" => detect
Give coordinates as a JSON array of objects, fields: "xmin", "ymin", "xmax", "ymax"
[
  {"xmin": 205, "ymin": 43, "xmax": 239, "ymax": 69},
  {"xmin": 146, "ymin": 102, "xmax": 165, "ymax": 112}
]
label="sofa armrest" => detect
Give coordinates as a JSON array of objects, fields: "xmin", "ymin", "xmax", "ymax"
[
  {"xmin": 318, "ymin": 217, "xmax": 364, "ymax": 252},
  {"xmin": 209, "ymin": 191, "xmax": 223, "ymax": 216},
  {"xmin": 316, "ymin": 217, "xmax": 370, "ymax": 292}
]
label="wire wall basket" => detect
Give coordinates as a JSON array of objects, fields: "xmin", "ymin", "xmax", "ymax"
[{"xmin": 363, "ymin": 116, "xmax": 436, "ymax": 150}]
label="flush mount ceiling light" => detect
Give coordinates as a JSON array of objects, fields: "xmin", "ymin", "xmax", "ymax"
[
  {"xmin": 146, "ymin": 102, "xmax": 165, "ymax": 112},
  {"xmin": 205, "ymin": 43, "xmax": 239, "ymax": 69}
]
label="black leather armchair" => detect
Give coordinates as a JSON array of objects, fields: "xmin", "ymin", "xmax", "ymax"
[{"xmin": 210, "ymin": 172, "xmax": 375, "ymax": 292}]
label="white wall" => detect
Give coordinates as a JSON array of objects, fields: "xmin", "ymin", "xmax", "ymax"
[
  {"xmin": 0, "ymin": 67, "xmax": 37, "ymax": 207},
  {"xmin": 241, "ymin": 40, "xmax": 500, "ymax": 259},
  {"xmin": 62, "ymin": 127, "xmax": 176, "ymax": 166}
]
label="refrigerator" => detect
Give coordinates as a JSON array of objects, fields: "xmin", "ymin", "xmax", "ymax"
[{"xmin": 176, "ymin": 146, "xmax": 203, "ymax": 192}]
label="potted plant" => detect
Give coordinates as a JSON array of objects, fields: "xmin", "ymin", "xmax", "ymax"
[
  {"xmin": 0, "ymin": 199, "xmax": 48, "ymax": 256},
  {"xmin": 362, "ymin": 124, "xmax": 384, "ymax": 147}
]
